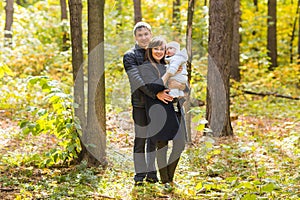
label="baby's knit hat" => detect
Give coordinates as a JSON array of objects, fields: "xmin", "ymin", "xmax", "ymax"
[{"xmin": 166, "ymin": 41, "xmax": 180, "ymax": 53}]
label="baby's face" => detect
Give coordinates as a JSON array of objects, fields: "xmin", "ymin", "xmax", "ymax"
[{"xmin": 166, "ymin": 47, "xmax": 176, "ymax": 56}]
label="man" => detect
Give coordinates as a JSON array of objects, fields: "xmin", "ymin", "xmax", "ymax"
[{"xmin": 123, "ymin": 22, "xmax": 173, "ymax": 185}]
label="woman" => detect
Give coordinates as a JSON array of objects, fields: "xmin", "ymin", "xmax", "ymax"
[{"xmin": 138, "ymin": 36, "xmax": 186, "ymax": 188}]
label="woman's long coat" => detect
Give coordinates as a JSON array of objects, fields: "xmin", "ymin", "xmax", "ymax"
[{"xmin": 138, "ymin": 61, "xmax": 186, "ymax": 142}]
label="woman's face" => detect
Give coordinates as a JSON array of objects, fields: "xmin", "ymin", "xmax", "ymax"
[{"xmin": 152, "ymin": 45, "xmax": 165, "ymax": 63}]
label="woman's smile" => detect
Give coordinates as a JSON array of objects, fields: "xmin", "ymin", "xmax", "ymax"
[{"xmin": 152, "ymin": 46, "xmax": 165, "ymax": 62}]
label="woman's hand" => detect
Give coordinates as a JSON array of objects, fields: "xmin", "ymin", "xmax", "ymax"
[{"xmin": 156, "ymin": 89, "xmax": 173, "ymax": 104}]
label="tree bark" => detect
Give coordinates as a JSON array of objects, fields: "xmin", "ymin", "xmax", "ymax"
[
  {"xmin": 133, "ymin": 0, "xmax": 142, "ymax": 24},
  {"xmin": 172, "ymin": 0, "xmax": 181, "ymax": 40},
  {"xmin": 298, "ymin": 0, "xmax": 300, "ymax": 64},
  {"xmin": 206, "ymin": 0, "xmax": 234, "ymax": 137},
  {"xmin": 267, "ymin": 0, "xmax": 277, "ymax": 70},
  {"xmin": 115, "ymin": 0, "xmax": 123, "ymax": 33},
  {"xmin": 69, "ymin": 0, "xmax": 88, "ymax": 163},
  {"xmin": 185, "ymin": 0, "xmax": 195, "ymax": 143},
  {"xmin": 60, "ymin": 0, "xmax": 70, "ymax": 50},
  {"xmin": 4, "ymin": 0, "xmax": 14, "ymax": 47},
  {"xmin": 289, "ymin": 1, "xmax": 299, "ymax": 64},
  {"xmin": 230, "ymin": 0, "xmax": 241, "ymax": 81},
  {"xmin": 87, "ymin": 0, "xmax": 107, "ymax": 167},
  {"xmin": 254, "ymin": 0, "xmax": 258, "ymax": 11}
]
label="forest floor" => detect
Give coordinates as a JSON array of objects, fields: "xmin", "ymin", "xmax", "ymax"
[{"xmin": 0, "ymin": 106, "xmax": 300, "ymax": 199}]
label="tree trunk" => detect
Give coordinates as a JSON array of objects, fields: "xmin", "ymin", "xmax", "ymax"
[
  {"xmin": 230, "ymin": 0, "xmax": 241, "ymax": 81},
  {"xmin": 254, "ymin": 0, "xmax": 258, "ymax": 11},
  {"xmin": 298, "ymin": 0, "xmax": 300, "ymax": 64},
  {"xmin": 60, "ymin": 0, "xmax": 70, "ymax": 51},
  {"xmin": 116, "ymin": 0, "xmax": 123, "ymax": 33},
  {"xmin": 133, "ymin": 0, "xmax": 142, "ymax": 24},
  {"xmin": 69, "ymin": 0, "xmax": 88, "ymax": 164},
  {"xmin": 4, "ymin": 0, "xmax": 14, "ymax": 47},
  {"xmin": 87, "ymin": 0, "xmax": 107, "ymax": 167},
  {"xmin": 267, "ymin": 0, "xmax": 277, "ymax": 70},
  {"xmin": 206, "ymin": 0, "xmax": 234, "ymax": 137},
  {"xmin": 172, "ymin": 0, "xmax": 181, "ymax": 40},
  {"xmin": 185, "ymin": 0, "xmax": 195, "ymax": 143},
  {"xmin": 289, "ymin": 1, "xmax": 299, "ymax": 64}
]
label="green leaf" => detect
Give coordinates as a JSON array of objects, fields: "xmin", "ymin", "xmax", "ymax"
[
  {"xmin": 236, "ymin": 181, "xmax": 254, "ymax": 189},
  {"xmin": 196, "ymin": 123, "xmax": 205, "ymax": 131},
  {"xmin": 241, "ymin": 193, "xmax": 257, "ymax": 200},
  {"xmin": 205, "ymin": 141, "xmax": 213, "ymax": 149},
  {"xmin": 195, "ymin": 182, "xmax": 203, "ymax": 190},
  {"xmin": 0, "ymin": 64, "xmax": 13, "ymax": 78},
  {"xmin": 261, "ymin": 183, "xmax": 275, "ymax": 193}
]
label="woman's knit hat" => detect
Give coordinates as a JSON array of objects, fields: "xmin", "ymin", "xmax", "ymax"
[{"xmin": 166, "ymin": 41, "xmax": 180, "ymax": 53}]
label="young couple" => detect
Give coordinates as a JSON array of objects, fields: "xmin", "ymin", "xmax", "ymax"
[{"xmin": 123, "ymin": 22, "xmax": 188, "ymax": 188}]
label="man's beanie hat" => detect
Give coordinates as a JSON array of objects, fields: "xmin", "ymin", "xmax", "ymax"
[
  {"xmin": 166, "ymin": 41, "xmax": 180, "ymax": 53},
  {"xmin": 133, "ymin": 22, "xmax": 152, "ymax": 36}
]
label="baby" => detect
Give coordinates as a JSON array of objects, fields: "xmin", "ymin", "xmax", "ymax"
[{"xmin": 165, "ymin": 41, "xmax": 188, "ymax": 111}]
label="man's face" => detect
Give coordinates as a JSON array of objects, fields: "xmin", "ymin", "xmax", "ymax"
[{"xmin": 135, "ymin": 27, "xmax": 152, "ymax": 49}]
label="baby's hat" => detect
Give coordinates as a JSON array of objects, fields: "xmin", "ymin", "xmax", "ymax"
[{"xmin": 166, "ymin": 41, "xmax": 180, "ymax": 53}]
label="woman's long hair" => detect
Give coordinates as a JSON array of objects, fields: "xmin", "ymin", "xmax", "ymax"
[{"xmin": 145, "ymin": 36, "xmax": 167, "ymax": 77}]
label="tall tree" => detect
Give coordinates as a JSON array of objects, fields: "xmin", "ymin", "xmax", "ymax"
[
  {"xmin": 172, "ymin": 0, "xmax": 181, "ymax": 40},
  {"xmin": 133, "ymin": 0, "xmax": 142, "ymax": 24},
  {"xmin": 254, "ymin": 0, "xmax": 258, "ymax": 11},
  {"xmin": 290, "ymin": 0, "xmax": 299, "ymax": 64},
  {"xmin": 185, "ymin": 0, "xmax": 195, "ymax": 143},
  {"xmin": 230, "ymin": 0, "xmax": 241, "ymax": 81},
  {"xmin": 69, "ymin": 0, "xmax": 88, "ymax": 164},
  {"xmin": 69, "ymin": 0, "xmax": 107, "ymax": 167},
  {"xmin": 60, "ymin": 0, "xmax": 70, "ymax": 50},
  {"xmin": 87, "ymin": 0, "xmax": 107, "ymax": 167},
  {"xmin": 267, "ymin": 0, "xmax": 277, "ymax": 70},
  {"xmin": 297, "ymin": 0, "xmax": 300, "ymax": 64},
  {"xmin": 115, "ymin": 0, "xmax": 123, "ymax": 33},
  {"xmin": 206, "ymin": 0, "xmax": 234, "ymax": 137},
  {"xmin": 4, "ymin": 0, "xmax": 14, "ymax": 47}
]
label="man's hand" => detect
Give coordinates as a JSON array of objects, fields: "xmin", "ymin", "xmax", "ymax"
[
  {"xmin": 156, "ymin": 89, "xmax": 173, "ymax": 104},
  {"xmin": 168, "ymin": 79, "xmax": 186, "ymax": 90},
  {"xmin": 176, "ymin": 65, "xmax": 183, "ymax": 74}
]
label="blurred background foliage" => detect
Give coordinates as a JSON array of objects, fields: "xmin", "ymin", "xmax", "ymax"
[{"xmin": 0, "ymin": 0, "xmax": 299, "ymax": 199}]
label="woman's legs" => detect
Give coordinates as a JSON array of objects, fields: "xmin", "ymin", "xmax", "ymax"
[
  {"xmin": 156, "ymin": 139, "xmax": 185, "ymax": 183},
  {"xmin": 167, "ymin": 138, "xmax": 185, "ymax": 182},
  {"xmin": 156, "ymin": 140, "xmax": 169, "ymax": 183},
  {"xmin": 165, "ymin": 111, "xmax": 186, "ymax": 183},
  {"xmin": 156, "ymin": 108, "xmax": 187, "ymax": 184}
]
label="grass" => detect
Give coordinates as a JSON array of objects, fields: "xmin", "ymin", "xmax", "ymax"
[{"xmin": 1, "ymin": 94, "xmax": 300, "ymax": 199}]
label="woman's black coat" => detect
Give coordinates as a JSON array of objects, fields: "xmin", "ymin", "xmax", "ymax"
[{"xmin": 138, "ymin": 61, "xmax": 182, "ymax": 142}]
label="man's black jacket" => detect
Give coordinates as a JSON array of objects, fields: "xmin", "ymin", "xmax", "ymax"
[{"xmin": 123, "ymin": 44, "xmax": 157, "ymax": 108}]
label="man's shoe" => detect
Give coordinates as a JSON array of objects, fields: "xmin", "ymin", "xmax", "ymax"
[
  {"xmin": 164, "ymin": 183, "xmax": 174, "ymax": 192},
  {"xmin": 146, "ymin": 177, "xmax": 159, "ymax": 183},
  {"xmin": 170, "ymin": 181, "xmax": 180, "ymax": 188},
  {"xmin": 134, "ymin": 181, "xmax": 144, "ymax": 186}
]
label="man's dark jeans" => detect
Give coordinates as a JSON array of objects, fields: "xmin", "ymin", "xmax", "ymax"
[{"xmin": 132, "ymin": 107, "xmax": 157, "ymax": 182}]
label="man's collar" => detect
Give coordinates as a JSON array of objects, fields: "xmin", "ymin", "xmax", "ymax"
[{"xmin": 135, "ymin": 43, "xmax": 146, "ymax": 50}]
